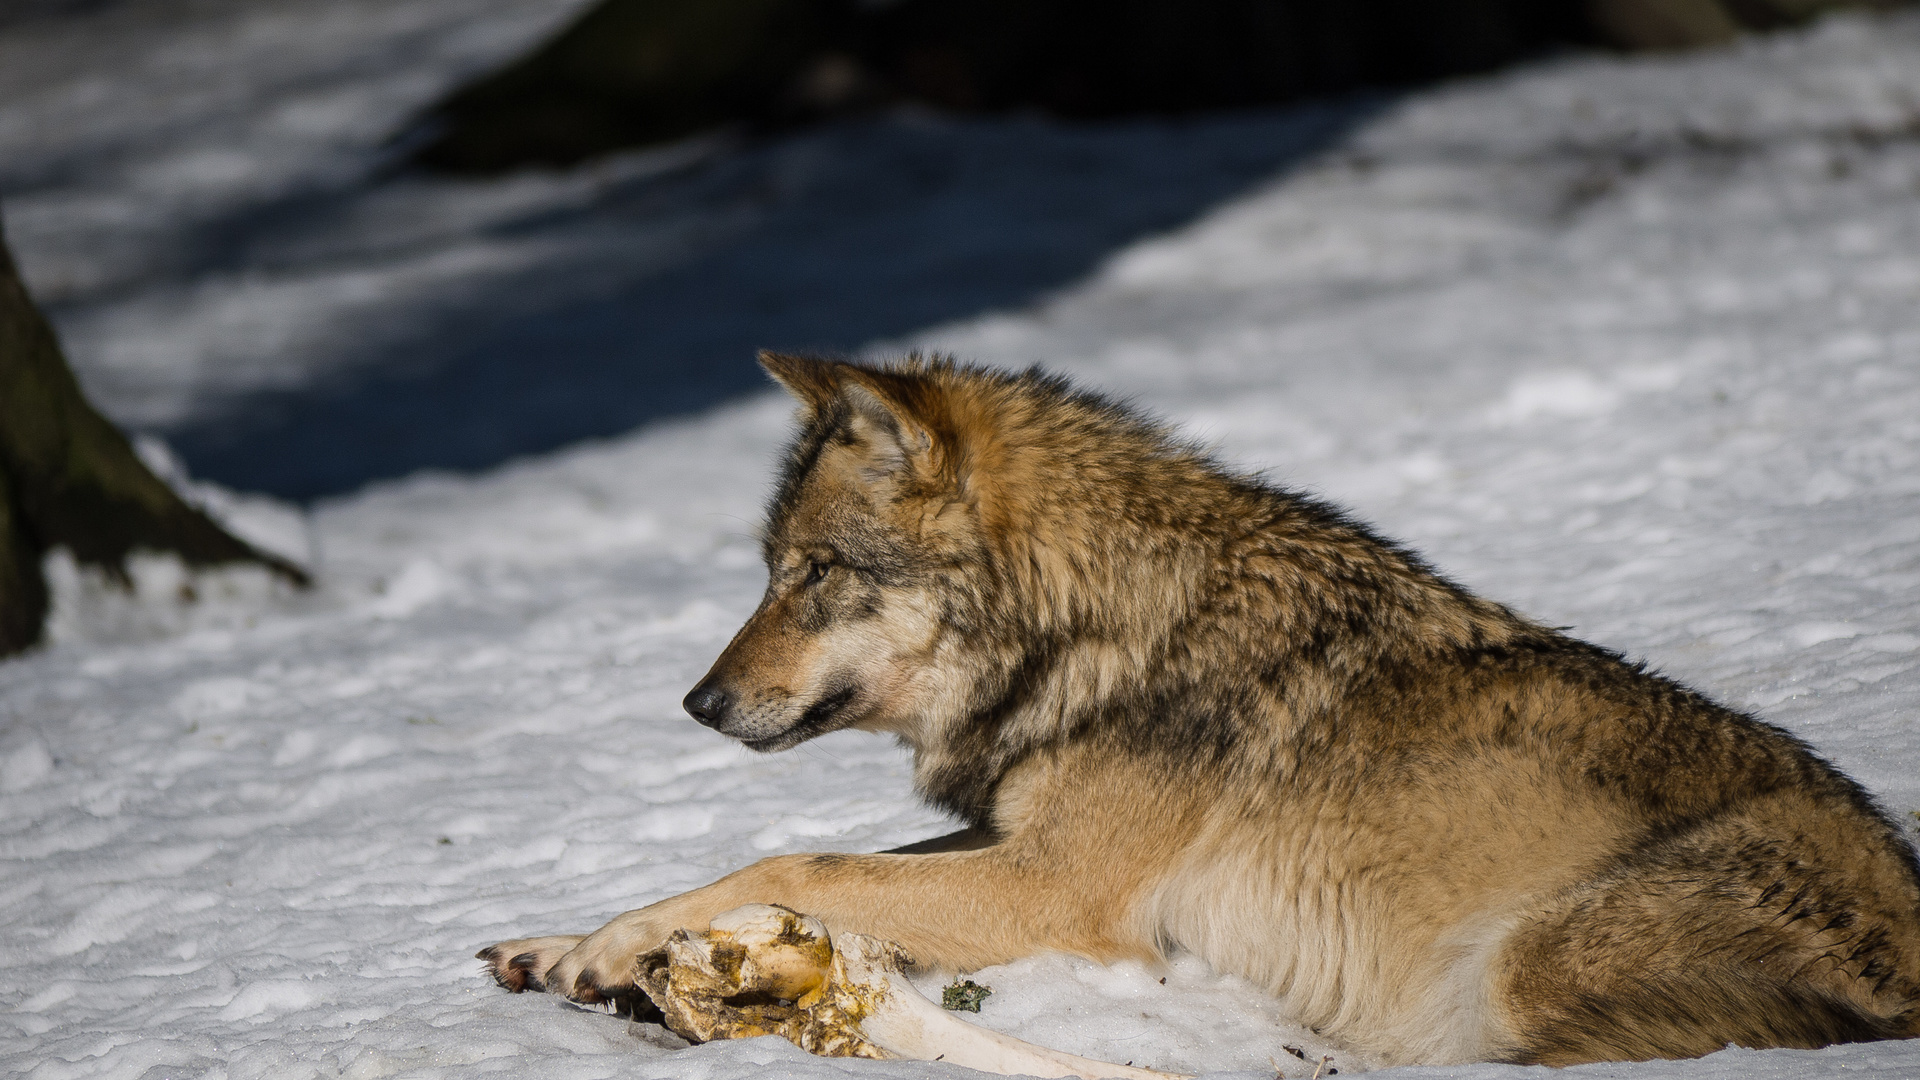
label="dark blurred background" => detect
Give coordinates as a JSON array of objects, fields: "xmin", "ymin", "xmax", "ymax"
[
  {"xmin": 408, "ymin": 0, "xmax": 1872, "ymax": 173},
  {"xmin": 2, "ymin": 0, "xmax": 1897, "ymax": 502}
]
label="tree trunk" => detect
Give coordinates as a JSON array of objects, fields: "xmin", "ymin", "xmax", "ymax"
[{"xmin": 0, "ymin": 212, "xmax": 308, "ymax": 658}]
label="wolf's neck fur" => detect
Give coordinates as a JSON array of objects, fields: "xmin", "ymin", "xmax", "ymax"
[{"xmin": 912, "ymin": 392, "xmax": 1525, "ymax": 825}]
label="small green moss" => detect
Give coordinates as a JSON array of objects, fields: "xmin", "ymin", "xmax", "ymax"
[{"xmin": 941, "ymin": 978, "xmax": 991, "ymax": 1012}]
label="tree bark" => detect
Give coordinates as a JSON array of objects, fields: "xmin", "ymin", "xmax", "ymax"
[{"xmin": 0, "ymin": 212, "xmax": 308, "ymax": 658}]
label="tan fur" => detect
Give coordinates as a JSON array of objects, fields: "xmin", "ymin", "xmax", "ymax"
[{"xmin": 481, "ymin": 355, "xmax": 1920, "ymax": 1065}]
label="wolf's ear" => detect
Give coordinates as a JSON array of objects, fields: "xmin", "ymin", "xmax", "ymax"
[
  {"xmin": 838, "ymin": 370, "xmax": 950, "ymax": 488},
  {"xmin": 758, "ymin": 351, "xmax": 843, "ymax": 415},
  {"xmin": 762, "ymin": 353, "xmax": 959, "ymax": 491}
]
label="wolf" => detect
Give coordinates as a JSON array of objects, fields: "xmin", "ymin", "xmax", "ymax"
[{"xmin": 481, "ymin": 354, "xmax": 1920, "ymax": 1065}]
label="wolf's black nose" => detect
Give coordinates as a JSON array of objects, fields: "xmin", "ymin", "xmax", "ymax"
[{"xmin": 683, "ymin": 686, "xmax": 730, "ymax": 728}]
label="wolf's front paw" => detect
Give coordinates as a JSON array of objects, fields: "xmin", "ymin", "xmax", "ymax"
[
  {"xmin": 544, "ymin": 912, "xmax": 668, "ymax": 1013},
  {"xmin": 476, "ymin": 935, "xmax": 585, "ymax": 993}
]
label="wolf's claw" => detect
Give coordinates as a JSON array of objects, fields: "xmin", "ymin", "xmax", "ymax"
[
  {"xmin": 476, "ymin": 935, "xmax": 585, "ymax": 994},
  {"xmin": 529, "ymin": 910, "xmax": 669, "ymax": 1008},
  {"xmin": 506, "ymin": 951, "xmax": 546, "ymax": 992},
  {"xmin": 560, "ymin": 971, "xmax": 659, "ymax": 1018},
  {"xmin": 476, "ymin": 945, "xmax": 527, "ymax": 991},
  {"xmin": 533, "ymin": 940, "xmax": 664, "ymax": 1020},
  {"xmin": 570, "ymin": 970, "xmax": 604, "ymax": 1002},
  {"xmin": 475, "ymin": 946, "xmax": 545, "ymax": 992}
]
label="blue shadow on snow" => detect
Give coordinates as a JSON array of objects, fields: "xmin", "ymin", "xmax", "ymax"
[{"xmin": 163, "ymin": 100, "xmax": 1383, "ymax": 501}]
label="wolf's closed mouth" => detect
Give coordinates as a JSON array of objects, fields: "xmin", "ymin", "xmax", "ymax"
[{"xmin": 746, "ymin": 684, "xmax": 859, "ymax": 752}]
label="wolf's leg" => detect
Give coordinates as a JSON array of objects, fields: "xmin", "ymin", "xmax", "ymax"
[
  {"xmin": 477, "ymin": 831, "xmax": 998, "ymax": 994},
  {"xmin": 545, "ymin": 844, "xmax": 1157, "ymax": 1005},
  {"xmin": 543, "ymin": 748, "xmax": 1195, "ymax": 1006},
  {"xmin": 1492, "ymin": 791, "xmax": 1920, "ymax": 1064}
]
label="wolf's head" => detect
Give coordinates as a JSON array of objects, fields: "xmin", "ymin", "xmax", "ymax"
[
  {"xmin": 682, "ymin": 353, "xmax": 1214, "ymax": 766},
  {"xmin": 682, "ymin": 353, "xmax": 998, "ymax": 752}
]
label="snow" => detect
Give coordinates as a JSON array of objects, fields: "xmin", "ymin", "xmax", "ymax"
[{"xmin": 4, "ymin": 2, "xmax": 1920, "ymax": 1079}]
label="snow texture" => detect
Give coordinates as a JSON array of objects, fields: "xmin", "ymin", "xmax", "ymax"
[{"xmin": 3, "ymin": 3, "xmax": 1920, "ymax": 1079}]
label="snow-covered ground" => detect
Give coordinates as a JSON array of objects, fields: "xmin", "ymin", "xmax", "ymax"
[{"xmin": 4, "ymin": 2, "xmax": 1920, "ymax": 1078}]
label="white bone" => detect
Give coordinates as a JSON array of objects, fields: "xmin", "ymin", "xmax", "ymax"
[
  {"xmin": 637, "ymin": 903, "xmax": 1188, "ymax": 1080},
  {"xmin": 832, "ymin": 931, "xmax": 1185, "ymax": 1080}
]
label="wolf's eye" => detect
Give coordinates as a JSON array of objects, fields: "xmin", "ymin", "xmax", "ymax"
[{"xmin": 804, "ymin": 561, "xmax": 831, "ymax": 586}]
